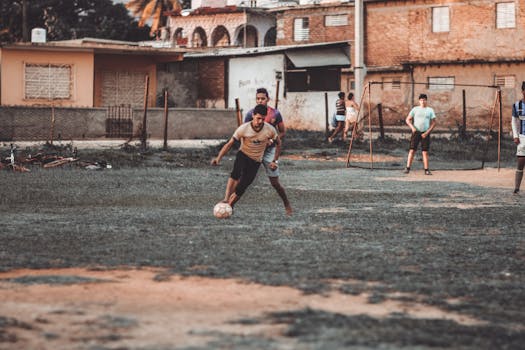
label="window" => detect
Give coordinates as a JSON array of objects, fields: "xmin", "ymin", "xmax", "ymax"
[
  {"xmin": 428, "ymin": 76, "xmax": 454, "ymax": 90},
  {"xmin": 432, "ymin": 6, "xmax": 449, "ymax": 33},
  {"xmin": 286, "ymin": 68, "xmax": 340, "ymax": 92},
  {"xmin": 382, "ymin": 77, "xmax": 401, "ymax": 90},
  {"xmin": 25, "ymin": 63, "xmax": 72, "ymax": 100},
  {"xmin": 325, "ymin": 14, "xmax": 348, "ymax": 27},
  {"xmin": 294, "ymin": 18, "xmax": 309, "ymax": 41},
  {"xmin": 496, "ymin": 2, "xmax": 515, "ymax": 29},
  {"xmin": 494, "ymin": 75, "xmax": 515, "ymax": 88}
]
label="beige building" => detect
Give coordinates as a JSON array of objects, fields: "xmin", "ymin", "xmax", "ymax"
[{"xmin": 0, "ymin": 38, "xmax": 185, "ymax": 108}]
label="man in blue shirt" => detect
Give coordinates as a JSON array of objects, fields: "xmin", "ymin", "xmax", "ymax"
[{"xmin": 404, "ymin": 94, "xmax": 437, "ymax": 175}]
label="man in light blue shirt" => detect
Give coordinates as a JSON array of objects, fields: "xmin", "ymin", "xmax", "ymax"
[{"xmin": 404, "ymin": 94, "xmax": 437, "ymax": 175}]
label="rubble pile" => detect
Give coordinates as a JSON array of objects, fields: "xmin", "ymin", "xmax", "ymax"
[{"xmin": 1, "ymin": 143, "xmax": 111, "ymax": 172}]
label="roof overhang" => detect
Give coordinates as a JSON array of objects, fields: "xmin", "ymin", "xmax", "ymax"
[
  {"xmin": 0, "ymin": 38, "xmax": 190, "ymax": 57},
  {"xmin": 286, "ymin": 47, "xmax": 350, "ymax": 68}
]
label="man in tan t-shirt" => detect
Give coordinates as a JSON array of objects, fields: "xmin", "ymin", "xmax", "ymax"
[{"xmin": 211, "ymin": 104, "xmax": 279, "ymax": 209}]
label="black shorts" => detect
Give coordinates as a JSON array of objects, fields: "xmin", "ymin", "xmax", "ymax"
[
  {"xmin": 409, "ymin": 131, "xmax": 430, "ymax": 152},
  {"xmin": 231, "ymin": 151, "xmax": 261, "ymax": 196}
]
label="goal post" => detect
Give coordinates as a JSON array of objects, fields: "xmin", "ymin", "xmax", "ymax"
[{"xmin": 345, "ymin": 81, "xmax": 507, "ymax": 171}]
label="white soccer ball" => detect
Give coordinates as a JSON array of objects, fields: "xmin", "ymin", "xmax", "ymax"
[{"xmin": 213, "ymin": 202, "xmax": 233, "ymax": 219}]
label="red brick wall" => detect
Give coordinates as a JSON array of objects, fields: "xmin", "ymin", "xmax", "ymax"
[
  {"xmin": 367, "ymin": 0, "xmax": 525, "ymax": 66},
  {"xmin": 198, "ymin": 58, "xmax": 225, "ymax": 100},
  {"xmin": 275, "ymin": 5, "xmax": 354, "ymax": 46}
]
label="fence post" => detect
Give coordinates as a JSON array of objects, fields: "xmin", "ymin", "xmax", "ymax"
[
  {"xmin": 462, "ymin": 89, "xmax": 467, "ymax": 139},
  {"xmin": 49, "ymin": 103, "xmax": 55, "ymax": 145},
  {"xmin": 275, "ymin": 80, "xmax": 280, "ymax": 109},
  {"xmin": 235, "ymin": 98, "xmax": 242, "ymax": 126},
  {"xmin": 141, "ymin": 75, "xmax": 149, "ymax": 150},
  {"xmin": 377, "ymin": 103, "xmax": 384, "ymax": 140},
  {"xmin": 325, "ymin": 92, "xmax": 329, "ymax": 137},
  {"xmin": 163, "ymin": 90, "xmax": 169, "ymax": 151}
]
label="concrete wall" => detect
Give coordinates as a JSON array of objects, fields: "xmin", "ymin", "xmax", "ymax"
[
  {"xmin": 228, "ymin": 54, "xmax": 284, "ymax": 115},
  {"xmin": 0, "ymin": 106, "xmax": 238, "ymax": 141},
  {"xmin": 0, "ymin": 48, "xmax": 94, "ymax": 107}
]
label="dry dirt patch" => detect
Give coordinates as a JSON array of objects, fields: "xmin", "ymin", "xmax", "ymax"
[{"xmin": 0, "ymin": 268, "xmax": 484, "ymax": 349}]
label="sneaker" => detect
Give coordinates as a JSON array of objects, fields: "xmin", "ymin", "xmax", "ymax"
[
  {"xmin": 425, "ymin": 170, "xmax": 432, "ymax": 175},
  {"xmin": 513, "ymin": 188, "xmax": 519, "ymax": 194},
  {"xmin": 403, "ymin": 168, "xmax": 410, "ymax": 174}
]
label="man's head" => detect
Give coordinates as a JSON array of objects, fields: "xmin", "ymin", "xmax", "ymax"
[
  {"xmin": 338, "ymin": 92, "xmax": 345, "ymax": 99},
  {"xmin": 418, "ymin": 93, "xmax": 428, "ymax": 106},
  {"xmin": 256, "ymin": 87, "xmax": 270, "ymax": 106},
  {"xmin": 251, "ymin": 104, "xmax": 268, "ymax": 130}
]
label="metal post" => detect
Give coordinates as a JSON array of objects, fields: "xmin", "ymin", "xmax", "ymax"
[
  {"xmin": 141, "ymin": 75, "xmax": 150, "ymax": 150},
  {"xmin": 377, "ymin": 103, "xmax": 384, "ymax": 139},
  {"xmin": 354, "ymin": 0, "xmax": 366, "ymax": 105},
  {"xmin": 324, "ymin": 92, "xmax": 329, "ymax": 137},
  {"xmin": 49, "ymin": 103, "xmax": 55, "ymax": 145},
  {"xmin": 275, "ymin": 80, "xmax": 280, "ymax": 109},
  {"xmin": 235, "ymin": 98, "xmax": 242, "ymax": 126},
  {"xmin": 163, "ymin": 90, "xmax": 169, "ymax": 151},
  {"xmin": 498, "ymin": 89, "xmax": 502, "ymax": 170},
  {"xmin": 462, "ymin": 89, "xmax": 467, "ymax": 139}
]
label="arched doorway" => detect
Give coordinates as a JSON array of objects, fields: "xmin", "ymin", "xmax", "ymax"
[
  {"xmin": 192, "ymin": 27, "xmax": 208, "ymax": 48},
  {"xmin": 264, "ymin": 27, "xmax": 276, "ymax": 47},
  {"xmin": 235, "ymin": 25, "xmax": 258, "ymax": 48},
  {"xmin": 211, "ymin": 26, "xmax": 230, "ymax": 47}
]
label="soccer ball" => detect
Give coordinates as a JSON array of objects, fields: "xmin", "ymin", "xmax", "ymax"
[{"xmin": 213, "ymin": 202, "xmax": 233, "ymax": 219}]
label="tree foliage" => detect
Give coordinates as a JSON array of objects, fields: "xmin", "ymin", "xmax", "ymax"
[
  {"xmin": 126, "ymin": 0, "xmax": 181, "ymax": 36},
  {"xmin": 0, "ymin": 0, "xmax": 152, "ymax": 44}
]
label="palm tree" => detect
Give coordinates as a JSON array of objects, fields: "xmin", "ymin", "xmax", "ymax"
[{"xmin": 126, "ymin": 0, "xmax": 181, "ymax": 37}]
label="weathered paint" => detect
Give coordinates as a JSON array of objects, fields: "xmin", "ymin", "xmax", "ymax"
[{"xmin": 0, "ymin": 48, "xmax": 94, "ymax": 107}]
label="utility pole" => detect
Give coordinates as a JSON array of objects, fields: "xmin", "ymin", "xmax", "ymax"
[{"xmin": 354, "ymin": 0, "xmax": 366, "ymax": 101}]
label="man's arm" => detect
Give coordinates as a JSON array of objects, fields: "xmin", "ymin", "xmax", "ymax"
[
  {"xmin": 406, "ymin": 113, "xmax": 416, "ymax": 133},
  {"xmin": 423, "ymin": 118, "xmax": 436, "ymax": 138},
  {"xmin": 269, "ymin": 136, "xmax": 281, "ymax": 170},
  {"xmin": 512, "ymin": 116, "xmax": 521, "ymax": 144},
  {"xmin": 211, "ymin": 137, "xmax": 236, "ymax": 165},
  {"xmin": 276, "ymin": 122, "xmax": 286, "ymax": 140}
]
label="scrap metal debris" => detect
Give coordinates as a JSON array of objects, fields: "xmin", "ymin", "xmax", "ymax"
[{"xmin": 1, "ymin": 143, "xmax": 111, "ymax": 172}]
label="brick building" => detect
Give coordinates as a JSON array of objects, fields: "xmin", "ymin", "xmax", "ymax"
[
  {"xmin": 164, "ymin": 0, "xmax": 524, "ymax": 131},
  {"xmin": 270, "ymin": 0, "xmax": 525, "ymax": 129}
]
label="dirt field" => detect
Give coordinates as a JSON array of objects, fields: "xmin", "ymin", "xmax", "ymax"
[{"xmin": 0, "ymin": 133, "xmax": 524, "ymax": 350}]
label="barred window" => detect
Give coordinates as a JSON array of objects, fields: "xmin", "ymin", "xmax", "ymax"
[
  {"xmin": 496, "ymin": 2, "xmax": 515, "ymax": 29},
  {"xmin": 25, "ymin": 63, "xmax": 72, "ymax": 100},
  {"xmin": 294, "ymin": 17, "xmax": 309, "ymax": 42},
  {"xmin": 428, "ymin": 76, "xmax": 454, "ymax": 90},
  {"xmin": 494, "ymin": 75, "xmax": 515, "ymax": 88},
  {"xmin": 325, "ymin": 14, "xmax": 348, "ymax": 27},
  {"xmin": 382, "ymin": 77, "xmax": 402, "ymax": 90},
  {"xmin": 432, "ymin": 6, "xmax": 449, "ymax": 33}
]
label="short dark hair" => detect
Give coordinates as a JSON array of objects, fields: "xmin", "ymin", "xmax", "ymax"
[
  {"xmin": 253, "ymin": 104, "xmax": 268, "ymax": 116},
  {"xmin": 348, "ymin": 93, "xmax": 354, "ymax": 100},
  {"xmin": 256, "ymin": 88, "xmax": 269, "ymax": 98},
  {"xmin": 338, "ymin": 91, "xmax": 345, "ymax": 99},
  {"xmin": 418, "ymin": 94, "xmax": 428, "ymax": 100}
]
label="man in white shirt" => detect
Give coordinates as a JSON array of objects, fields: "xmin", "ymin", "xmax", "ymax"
[{"xmin": 404, "ymin": 94, "xmax": 437, "ymax": 175}]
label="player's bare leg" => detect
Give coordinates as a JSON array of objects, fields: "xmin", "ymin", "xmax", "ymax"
[
  {"xmin": 405, "ymin": 149, "xmax": 415, "ymax": 173},
  {"xmin": 422, "ymin": 151, "xmax": 431, "ymax": 175},
  {"xmin": 227, "ymin": 192, "xmax": 240, "ymax": 208},
  {"xmin": 515, "ymin": 156, "xmax": 525, "ymax": 194},
  {"xmin": 269, "ymin": 177, "xmax": 292, "ymax": 216},
  {"xmin": 223, "ymin": 178, "xmax": 239, "ymax": 202}
]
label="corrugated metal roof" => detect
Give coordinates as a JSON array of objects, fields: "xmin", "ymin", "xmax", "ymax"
[
  {"xmin": 184, "ymin": 40, "xmax": 350, "ymax": 58},
  {"xmin": 286, "ymin": 47, "xmax": 350, "ymax": 67}
]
